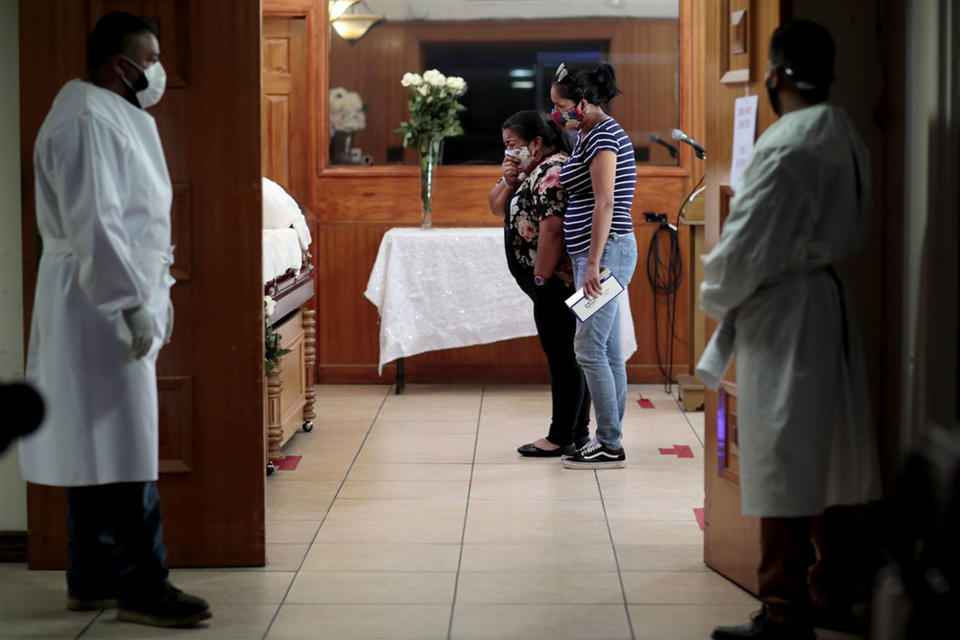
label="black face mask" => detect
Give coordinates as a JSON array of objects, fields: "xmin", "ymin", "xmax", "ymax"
[{"xmin": 766, "ymin": 75, "xmax": 782, "ymax": 116}]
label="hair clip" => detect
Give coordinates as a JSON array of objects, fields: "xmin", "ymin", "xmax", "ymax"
[{"xmin": 554, "ymin": 63, "xmax": 568, "ymax": 82}]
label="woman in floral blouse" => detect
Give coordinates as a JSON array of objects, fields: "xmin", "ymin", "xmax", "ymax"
[{"xmin": 488, "ymin": 111, "xmax": 591, "ymax": 457}]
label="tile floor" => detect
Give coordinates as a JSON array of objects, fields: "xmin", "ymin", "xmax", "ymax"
[{"xmin": 0, "ymin": 384, "xmax": 864, "ymax": 639}]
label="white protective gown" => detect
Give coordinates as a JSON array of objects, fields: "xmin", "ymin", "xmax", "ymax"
[
  {"xmin": 19, "ymin": 80, "xmax": 174, "ymax": 487},
  {"xmin": 701, "ymin": 104, "xmax": 882, "ymax": 517}
]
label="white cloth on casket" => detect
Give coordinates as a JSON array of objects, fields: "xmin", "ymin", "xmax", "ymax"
[
  {"xmin": 19, "ymin": 80, "xmax": 174, "ymax": 487},
  {"xmin": 262, "ymin": 176, "xmax": 311, "ymax": 250},
  {"xmin": 700, "ymin": 104, "xmax": 882, "ymax": 517}
]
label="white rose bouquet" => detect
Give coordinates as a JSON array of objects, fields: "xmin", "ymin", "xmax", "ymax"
[
  {"xmin": 329, "ymin": 86, "xmax": 366, "ymax": 133},
  {"xmin": 396, "ymin": 69, "xmax": 467, "ymax": 154}
]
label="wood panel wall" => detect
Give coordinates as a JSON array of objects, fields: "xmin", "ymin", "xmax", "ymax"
[
  {"xmin": 329, "ymin": 18, "xmax": 681, "ymax": 167},
  {"xmin": 265, "ymin": 0, "xmax": 696, "ymax": 385}
]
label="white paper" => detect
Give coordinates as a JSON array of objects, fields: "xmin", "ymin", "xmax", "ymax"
[
  {"xmin": 565, "ymin": 268, "xmax": 625, "ymax": 322},
  {"xmin": 729, "ymin": 95, "xmax": 759, "ymax": 191}
]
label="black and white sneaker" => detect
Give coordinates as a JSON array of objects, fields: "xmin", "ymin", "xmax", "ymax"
[{"xmin": 561, "ymin": 439, "xmax": 626, "ymax": 469}]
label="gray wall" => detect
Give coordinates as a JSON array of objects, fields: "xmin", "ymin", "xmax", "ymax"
[{"xmin": 0, "ymin": 0, "xmax": 26, "ymax": 531}]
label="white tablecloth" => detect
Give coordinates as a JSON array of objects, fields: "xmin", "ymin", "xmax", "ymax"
[{"xmin": 364, "ymin": 227, "xmax": 637, "ymax": 374}]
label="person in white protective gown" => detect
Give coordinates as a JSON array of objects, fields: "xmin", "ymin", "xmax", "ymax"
[
  {"xmin": 18, "ymin": 11, "xmax": 210, "ymax": 629},
  {"xmin": 704, "ymin": 21, "xmax": 882, "ymax": 640}
]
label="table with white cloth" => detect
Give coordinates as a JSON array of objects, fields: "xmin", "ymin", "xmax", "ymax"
[{"xmin": 364, "ymin": 227, "xmax": 637, "ymax": 391}]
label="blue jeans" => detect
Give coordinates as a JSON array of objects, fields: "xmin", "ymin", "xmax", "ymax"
[
  {"xmin": 570, "ymin": 232, "xmax": 638, "ymax": 449},
  {"xmin": 66, "ymin": 481, "xmax": 170, "ymax": 602}
]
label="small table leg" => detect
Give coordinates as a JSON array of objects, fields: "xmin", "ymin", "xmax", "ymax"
[{"xmin": 396, "ymin": 357, "xmax": 405, "ymax": 394}]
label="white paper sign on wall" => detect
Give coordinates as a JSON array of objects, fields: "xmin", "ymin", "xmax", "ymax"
[{"xmin": 729, "ymin": 95, "xmax": 759, "ymax": 191}]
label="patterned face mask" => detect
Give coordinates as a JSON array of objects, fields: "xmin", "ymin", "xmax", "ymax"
[{"xmin": 551, "ymin": 105, "xmax": 584, "ymax": 130}]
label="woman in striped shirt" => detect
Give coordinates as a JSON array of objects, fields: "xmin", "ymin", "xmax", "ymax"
[{"xmin": 550, "ymin": 62, "xmax": 638, "ymax": 470}]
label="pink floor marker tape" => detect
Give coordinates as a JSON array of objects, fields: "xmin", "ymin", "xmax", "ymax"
[
  {"xmin": 277, "ymin": 455, "xmax": 302, "ymax": 471},
  {"xmin": 659, "ymin": 445, "xmax": 694, "ymax": 458},
  {"xmin": 637, "ymin": 397, "xmax": 655, "ymax": 408}
]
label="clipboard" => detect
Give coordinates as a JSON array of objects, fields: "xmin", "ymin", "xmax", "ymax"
[{"xmin": 564, "ymin": 268, "xmax": 625, "ymax": 321}]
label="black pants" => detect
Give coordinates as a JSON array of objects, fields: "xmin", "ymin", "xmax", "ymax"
[
  {"xmin": 518, "ymin": 275, "xmax": 591, "ymax": 446},
  {"xmin": 66, "ymin": 481, "xmax": 170, "ymax": 602}
]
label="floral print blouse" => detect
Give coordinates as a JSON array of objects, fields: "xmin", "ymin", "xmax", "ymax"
[{"xmin": 504, "ymin": 152, "xmax": 575, "ymax": 285}]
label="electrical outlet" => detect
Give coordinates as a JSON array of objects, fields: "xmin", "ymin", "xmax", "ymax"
[{"xmin": 643, "ymin": 212, "xmax": 668, "ymax": 224}]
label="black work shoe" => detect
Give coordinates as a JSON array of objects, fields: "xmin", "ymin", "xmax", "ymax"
[
  {"xmin": 66, "ymin": 593, "xmax": 118, "ymax": 611},
  {"xmin": 517, "ymin": 442, "xmax": 575, "ymax": 457},
  {"xmin": 117, "ymin": 587, "xmax": 212, "ymax": 628},
  {"xmin": 712, "ymin": 608, "xmax": 814, "ymax": 640},
  {"xmin": 561, "ymin": 439, "xmax": 626, "ymax": 469}
]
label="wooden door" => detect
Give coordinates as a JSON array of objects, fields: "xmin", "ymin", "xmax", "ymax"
[
  {"xmin": 699, "ymin": 0, "xmax": 787, "ymax": 592},
  {"xmin": 20, "ymin": 0, "xmax": 265, "ymax": 568},
  {"xmin": 262, "ymin": 16, "xmax": 308, "ymax": 204}
]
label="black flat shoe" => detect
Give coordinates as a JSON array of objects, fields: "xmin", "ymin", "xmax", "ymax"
[{"xmin": 517, "ymin": 442, "xmax": 575, "ymax": 457}]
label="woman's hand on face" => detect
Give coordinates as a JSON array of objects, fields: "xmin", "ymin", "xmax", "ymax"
[
  {"xmin": 501, "ymin": 156, "xmax": 521, "ymax": 189},
  {"xmin": 582, "ymin": 262, "xmax": 603, "ymax": 299}
]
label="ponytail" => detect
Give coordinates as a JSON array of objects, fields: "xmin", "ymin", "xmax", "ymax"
[{"xmin": 552, "ymin": 61, "xmax": 622, "ymax": 106}]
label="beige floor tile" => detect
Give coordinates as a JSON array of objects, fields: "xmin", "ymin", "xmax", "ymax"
[
  {"xmin": 265, "ymin": 481, "xmax": 340, "ymax": 520},
  {"xmin": 301, "ymin": 543, "xmax": 462, "ymax": 572},
  {"xmin": 608, "ymin": 519, "xmax": 704, "ymax": 546},
  {"xmin": 287, "ymin": 571, "xmax": 456, "ymax": 604},
  {"xmin": 451, "ymin": 604, "xmax": 631, "ymax": 639},
  {"xmin": 166, "ymin": 569, "xmax": 295, "ymax": 604},
  {"xmin": 325, "ymin": 498, "xmax": 467, "ymax": 521},
  {"xmin": 616, "ymin": 544, "xmax": 708, "ymax": 572},
  {"xmin": 602, "ymin": 495, "xmax": 704, "ymax": 521},
  {"xmin": 628, "ymin": 604, "xmax": 759, "ymax": 638},
  {"xmin": 356, "ymin": 433, "xmax": 476, "ymax": 464},
  {"xmin": 310, "ymin": 398, "xmax": 384, "ymax": 421},
  {"xmin": 622, "ymin": 571, "xmax": 757, "ymax": 605},
  {"xmin": 456, "ymin": 571, "xmax": 622, "ymax": 604},
  {"xmin": 313, "ymin": 519, "xmax": 464, "ymax": 544},
  {"xmin": 82, "ymin": 604, "xmax": 279, "ymax": 638},
  {"xmin": 467, "ymin": 499, "xmax": 606, "ymax": 522},
  {"xmin": 338, "ymin": 479, "xmax": 470, "ymax": 501},
  {"xmin": 460, "ymin": 544, "xmax": 617, "ymax": 573},
  {"xmin": 0, "ymin": 565, "xmax": 63, "ymax": 602},
  {"xmin": 0, "ymin": 599, "xmax": 98, "ymax": 638},
  {"xmin": 269, "ymin": 458, "xmax": 354, "ymax": 482},
  {"xmin": 281, "ymin": 431, "xmax": 369, "ymax": 457},
  {"xmin": 252, "ymin": 544, "xmax": 309, "ymax": 571},
  {"xmin": 347, "ymin": 462, "xmax": 472, "ymax": 482},
  {"xmin": 463, "ymin": 518, "xmax": 611, "ymax": 545},
  {"xmin": 469, "ymin": 464, "xmax": 601, "ymax": 500},
  {"xmin": 267, "ymin": 603, "xmax": 450, "ymax": 638},
  {"xmin": 372, "ymin": 419, "xmax": 479, "ymax": 435},
  {"xmin": 313, "ymin": 384, "xmax": 390, "ymax": 398},
  {"xmin": 302, "ymin": 419, "xmax": 375, "ymax": 432}
]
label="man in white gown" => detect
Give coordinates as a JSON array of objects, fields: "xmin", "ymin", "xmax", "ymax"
[
  {"xmin": 19, "ymin": 12, "xmax": 210, "ymax": 628},
  {"xmin": 703, "ymin": 20, "xmax": 882, "ymax": 640}
]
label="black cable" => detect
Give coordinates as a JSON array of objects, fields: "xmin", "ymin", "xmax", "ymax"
[{"xmin": 645, "ymin": 173, "xmax": 705, "ymax": 395}]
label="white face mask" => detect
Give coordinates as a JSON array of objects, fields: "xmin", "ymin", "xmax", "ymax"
[
  {"xmin": 123, "ymin": 57, "xmax": 166, "ymax": 109},
  {"xmin": 137, "ymin": 61, "xmax": 167, "ymax": 109},
  {"xmin": 506, "ymin": 144, "xmax": 537, "ymax": 172}
]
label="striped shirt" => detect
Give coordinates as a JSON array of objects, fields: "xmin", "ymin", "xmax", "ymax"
[{"xmin": 559, "ymin": 117, "xmax": 636, "ymax": 254}]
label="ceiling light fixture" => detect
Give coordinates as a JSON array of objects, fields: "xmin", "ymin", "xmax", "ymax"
[{"xmin": 329, "ymin": 0, "xmax": 385, "ymax": 43}]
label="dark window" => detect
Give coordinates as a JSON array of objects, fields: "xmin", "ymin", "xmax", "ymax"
[{"xmin": 423, "ymin": 42, "xmax": 607, "ymax": 166}]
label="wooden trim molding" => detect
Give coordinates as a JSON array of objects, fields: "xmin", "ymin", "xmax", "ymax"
[{"xmin": 0, "ymin": 532, "xmax": 28, "ymax": 563}]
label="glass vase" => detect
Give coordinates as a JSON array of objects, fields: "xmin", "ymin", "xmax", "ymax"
[
  {"xmin": 331, "ymin": 131, "xmax": 353, "ymax": 165},
  {"xmin": 419, "ymin": 138, "xmax": 440, "ymax": 228}
]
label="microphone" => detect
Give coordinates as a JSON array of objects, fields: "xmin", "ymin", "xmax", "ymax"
[
  {"xmin": 671, "ymin": 129, "xmax": 707, "ymax": 159},
  {"xmin": 649, "ymin": 133, "xmax": 678, "ymax": 159}
]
